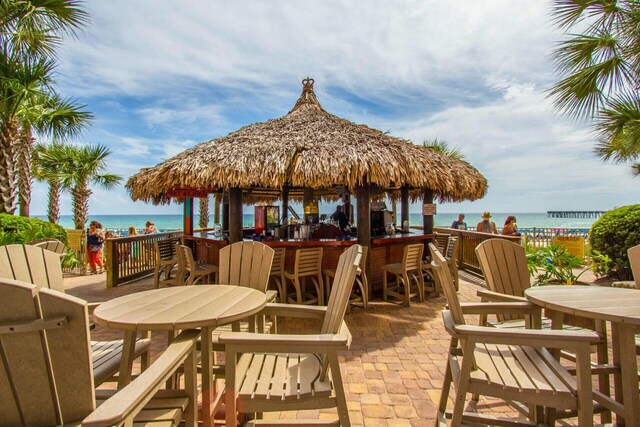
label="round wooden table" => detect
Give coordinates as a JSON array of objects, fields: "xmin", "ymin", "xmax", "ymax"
[
  {"xmin": 94, "ymin": 285, "xmax": 267, "ymax": 427},
  {"xmin": 525, "ymin": 285, "xmax": 640, "ymax": 426}
]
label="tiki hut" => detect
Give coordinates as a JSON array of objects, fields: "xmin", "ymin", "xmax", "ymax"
[{"xmin": 127, "ymin": 78, "xmax": 487, "ymax": 244}]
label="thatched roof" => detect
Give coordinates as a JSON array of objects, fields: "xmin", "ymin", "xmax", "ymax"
[{"xmin": 127, "ymin": 78, "xmax": 487, "ymax": 204}]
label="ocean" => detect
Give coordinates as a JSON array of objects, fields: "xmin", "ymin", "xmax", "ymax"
[{"xmin": 39, "ymin": 212, "xmax": 599, "ymax": 233}]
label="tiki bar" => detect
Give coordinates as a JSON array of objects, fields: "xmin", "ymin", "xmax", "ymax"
[{"xmin": 126, "ymin": 78, "xmax": 487, "ymax": 297}]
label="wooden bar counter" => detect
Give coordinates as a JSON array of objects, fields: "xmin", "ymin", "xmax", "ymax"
[{"xmin": 185, "ymin": 231, "xmax": 433, "ymax": 294}]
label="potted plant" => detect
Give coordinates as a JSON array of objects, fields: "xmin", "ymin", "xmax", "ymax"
[{"xmin": 526, "ymin": 244, "xmax": 588, "ymax": 286}]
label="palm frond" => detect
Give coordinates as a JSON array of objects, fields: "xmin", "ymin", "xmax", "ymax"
[{"xmin": 422, "ymin": 138, "xmax": 465, "ymax": 160}]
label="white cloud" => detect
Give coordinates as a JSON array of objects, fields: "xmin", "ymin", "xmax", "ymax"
[{"xmin": 28, "ymin": 0, "xmax": 637, "ymax": 216}]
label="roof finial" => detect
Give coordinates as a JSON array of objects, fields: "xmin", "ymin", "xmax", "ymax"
[{"xmin": 290, "ymin": 77, "xmax": 324, "ymax": 113}]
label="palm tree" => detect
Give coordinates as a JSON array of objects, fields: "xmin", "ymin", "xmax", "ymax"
[
  {"xmin": 549, "ymin": 0, "xmax": 640, "ymax": 175},
  {"xmin": 422, "ymin": 138, "xmax": 465, "ymax": 160},
  {"xmin": 32, "ymin": 141, "xmax": 67, "ymax": 223},
  {"xmin": 57, "ymin": 144, "xmax": 121, "ymax": 229},
  {"xmin": 0, "ymin": 0, "xmax": 91, "ymax": 214},
  {"xmin": 199, "ymin": 196, "xmax": 210, "ymax": 229}
]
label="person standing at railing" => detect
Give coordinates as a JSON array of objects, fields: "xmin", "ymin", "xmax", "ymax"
[
  {"xmin": 501, "ymin": 215, "xmax": 521, "ymax": 236},
  {"xmin": 144, "ymin": 220, "xmax": 158, "ymax": 234},
  {"xmin": 87, "ymin": 220, "xmax": 105, "ymax": 274},
  {"xmin": 451, "ymin": 214, "xmax": 467, "ymax": 230},
  {"xmin": 476, "ymin": 212, "xmax": 498, "ymax": 234}
]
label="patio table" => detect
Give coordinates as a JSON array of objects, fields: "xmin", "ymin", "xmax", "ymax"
[
  {"xmin": 525, "ymin": 285, "xmax": 640, "ymax": 426},
  {"xmin": 93, "ymin": 285, "xmax": 267, "ymax": 427}
]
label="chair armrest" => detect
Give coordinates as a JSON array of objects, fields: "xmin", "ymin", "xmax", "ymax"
[
  {"xmin": 454, "ymin": 324, "xmax": 600, "ymax": 348},
  {"xmin": 220, "ymin": 322, "xmax": 351, "ymax": 351},
  {"xmin": 460, "ymin": 302, "xmax": 540, "ymax": 316},
  {"xmin": 82, "ymin": 329, "xmax": 200, "ymax": 427},
  {"xmin": 260, "ymin": 303, "xmax": 327, "ymax": 319},
  {"xmin": 476, "ymin": 288, "xmax": 527, "ymax": 303}
]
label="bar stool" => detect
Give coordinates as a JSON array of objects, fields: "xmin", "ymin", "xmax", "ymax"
[
  {"xmin": 269, "ymin": 247, "xmax": 286, "ymax": 302},
  {"xmin": 324, "ymin": 246, "xmax": 369, "ymax": 310},
  {"xmin": 177, "ymin": 244, "xmax": 218, "ymax": 286},
  {"xmin": 153, "ymin": 238, "xmax": 180, "ymax": 288},
  {"xmin": 445, "ymin": 236, "xmax": 460, "ymax": 291},
  {"xmin": 382, "ymin": 243, "xmax": 424, "ymax": 306},
  {"xmin": 283, "ymin": 247, "xmax": 324, "ymax": 305}
]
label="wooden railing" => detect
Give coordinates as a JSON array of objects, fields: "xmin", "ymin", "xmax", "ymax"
[
  {"xmin": 519, "ymin": 227, "xmax": 590, "ymax": 248},
  {"xmin": 105, "ymin": 231, "xmax": 183, "ymax": 288},
  {"xmin": 432, "ymin": 227, "xmax": 521, "ymax": 276}
]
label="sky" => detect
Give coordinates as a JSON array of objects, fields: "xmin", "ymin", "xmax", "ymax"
[{"xmin": 30, "ymin": 0, "xmax": 639, "ymax": 216}]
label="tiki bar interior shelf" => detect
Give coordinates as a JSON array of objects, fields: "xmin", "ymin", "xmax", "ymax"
[{"xmin": 126, "ymin": 78, "xmax": 487, "ymax": 291}]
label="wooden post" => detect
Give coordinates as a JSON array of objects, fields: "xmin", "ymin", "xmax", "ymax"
[
  {"xmin": 183, "ymin": 197, "xmax": 194, "ymax": 236},
  {"xmin": 356, "ymin": 185, "xmax": 371, "ymax": 297},
  {"xmin": 229, "ymin": 187, "xmax": 243, "ymax": 243},
  {"xmin": 282, "ymin": 187, "xmax": 289, "ymax": 238},
  {"xmin": 423, "ymin": 189, "xmax": 434, "ymax": 237},
  {"xmin": 214, "ymin": 193, "xmax": 221, "ymax": 224},
  {"xmin": 303, "ymin": 188, "xmax": 314, "ymax": 224},
  {"xmin": 105, "ymin": 238, "xmax": 117, "ymax": 288},
  {"xmin": 401, "ymin": 186, "xmax": 409, "ymax": 229},
  {"xmin": 222, "ymin": 191, "xmax": 229, "ymax": 233}
]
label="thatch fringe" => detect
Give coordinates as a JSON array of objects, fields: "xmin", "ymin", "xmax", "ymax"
[{"xmin": 127, "ymin": 79, "xmax": 487, "ymax": 205}]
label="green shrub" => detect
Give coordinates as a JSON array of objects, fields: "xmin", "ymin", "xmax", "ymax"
[
  {"xmin": 0, "ymin": 214, "xmax": 67, "ymax": 245},
  {"xmin": 526, "ymin": 244, "xmax": 587, "ymax": 285},
  {"xmin": 589, "ymin": 204, "xmax": 640, "ymax": 279}
]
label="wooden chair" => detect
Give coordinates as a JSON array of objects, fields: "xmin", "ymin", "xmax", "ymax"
[
  {"xmin": 433, "ymin": 232, "xmax": 450, "ymax": 254},
  {"xmin": 430, "ymin": 243, "xmax": 596, "ymax": 426},
  {"xmin": 475, "ymin": 238, "xmax": 610, "ymax": 420},
  {"xmin": 324, "ymin": 245, "xmax": 369, "ymax": 311},
  {"xmin": 177, "ymin": 244, "xmax": 218, "ymax": 286},
  {"xmin": 382, "ymin": 243, "xmax": 424, "ymax": 306},
  {"xmin": 0, "ymin": 278, "xmax": 199, "ymax": 427},
  {"xmin": 0, "ymin": 244, "xmax": 151, "ymax": 386},
  {"xmin": 153, "ymin": 237, "xmax": 181, "ymax": 287},
  {"xmin": 615, "ymin": 244, "xmax": 640, "ymax": 289},
  {"xmin": 269, "ymin": 247, "xmax": 286, "ymax": 302},
  {"xmin": 283, "ymin": 247, "xmax": 324, "ymax": 305},
  {"xmin": 445, "ymin": 235, "xmax": 460, "ymax": 290},
  {"xmin": 29, "ymin": 237, "xmax": 67, "ymax": 261},
  {"xmin": 220, "ymin": 244, "xmax": 362, "ymax": 427}
]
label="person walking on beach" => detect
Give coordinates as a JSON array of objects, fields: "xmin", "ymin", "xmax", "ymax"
[
  {"xmin": 476, "ymin": 212, "xmax": 498, "ymax": 234},
  {"xmin": 451, "ymin": 214, "xmax": 467, "ymax": 230},
  {"xmin": 87, "ymin": 220, "xmax": 105, "ymax": 274},
  {"xmin": 502, "ymin": 215, "xmax": 521, "ymax": 236},
  {"xmin": 144, "ymin": 220, "xmax": 158, "ymax": 234}
]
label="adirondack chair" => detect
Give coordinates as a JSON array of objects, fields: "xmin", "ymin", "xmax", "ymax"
[
  {"xmin": 153, "ymin": 237, "xmax": 181, "ymax": 287},
  {"xmin": 0, "ymin": 244, "xmax": 151, "ymax": 386},
  {"xmin": 475, "ymin": 238, "xmax": 610, "ymax": 421},
  {"xmin": 430, "ymin": 244, "xmax": 596, "ymax": 426},
  {"xmin": 29, "ymin": 237, "xmax": 67, "ymax": 261},
  {"xmin": 220, "ymin": 244, "xmax": 362, "ymax": 427},
  {"xmin": 324, "ymin": 245, "xmax": 369, "ymax": 311},
  {"xmin": 614, "ymin": 244, "xmax": 640, "ymax": 289},
  {"xmin": 269, "ymin": 247, "xmax": 286, "ymax": 302},
  {"xmin": 0, "ymin": 278, "xmax": 199, "ymax": 427},
  {"xmin": 382, "ymin": 243, "xmax": 424, "ymax": 305}
]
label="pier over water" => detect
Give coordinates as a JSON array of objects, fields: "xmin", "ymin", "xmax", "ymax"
[{"xmin": 547, "ymin": 210, "xmax": 606, "ymax": 219}]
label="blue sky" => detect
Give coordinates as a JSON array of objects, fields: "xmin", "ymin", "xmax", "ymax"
[{"xmin": 30, "ymin": 0, "xmax": 638, "ymax": 216}]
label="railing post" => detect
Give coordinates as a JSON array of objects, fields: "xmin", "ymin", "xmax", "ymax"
[{"xmin": 105, "ymin": 239, "xmax": 117, "ymax": 288}]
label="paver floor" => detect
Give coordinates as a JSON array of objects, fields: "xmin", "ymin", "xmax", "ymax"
[{"xmin": 67, "ymin": 271, "xmax": 593, "ymax": 426}]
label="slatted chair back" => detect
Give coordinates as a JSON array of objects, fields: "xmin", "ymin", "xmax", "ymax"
[
  {"xmin": 155, "ymin": 237, "xmax": 179, "ymax": 262},
  {"xmin": 0, "ymin": 244, "xmax": 64, "ymax": 293},
  {"xmin": 429, "ymin": 244, "xmax": 465, "ymax": 327},
  {"xmin": 321, "ymin": 244, "xmax": 362, "ymax": 337},
  {"xmin": 629, "ymin": 244, "xmax": 640, "ymax": 288},
  {"xmin": 403, "ymin": 243, "xmax": 424, "ymax": 272},
  {"xmin": 177, "ymin": 245, "xmax": 197, "ymax": 286},
  {"xmin": 445, "ymin": 236, "xmax": 459, "ymax": 260},
  {"xmin": 293, "ymin": 247, "xmax": 323, "ymax": 277},
  {"xmin": 0, "ymin": 278, "xmax": 94, "ymax": 426},
  {"xmin": 270, "ymin": 247, "xmax": 286, "ymax": 276},
  {"xmin": 433, "ymin": 232, "xmax": 450, "ymax": 255},
  {"xmin": 29, "ymin": 238, "xmax": 67, "ymax": 260},
  {"xmin": 218, "ymin": 241, "xmax": 274, "ymax": 292},
  {"xmin": 475, "ymin": 238, "xmax": 529, "ymax": 297}
]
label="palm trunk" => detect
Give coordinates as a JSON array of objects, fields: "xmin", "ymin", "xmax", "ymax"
[
  {"xmin": 0, "ymin": 119, "xmax": 19, "ymax": 214},
  {"xmin": 18, "ymin": 127, "xmax": 34, "ymax": 217},
  {"xmin": 72, "ymin": 185, "xmax": 91, "ymax": 229},
  {"xmin": 48, "ymin": 179, "xmax": 61, "ymax": 224},
  {"xmin": 199, "ymin": 196, "xmax": 210, "ymax": 228}
]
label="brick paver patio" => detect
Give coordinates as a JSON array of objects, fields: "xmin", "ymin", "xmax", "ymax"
[{"xmin": 67, "ymin": 272, "xmax": 586, "ymax": 426}]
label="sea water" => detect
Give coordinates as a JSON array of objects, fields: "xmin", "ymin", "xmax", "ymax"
[{"xmin": 38, "ymin": 212, "xmax": 599, "ymax": 233}]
